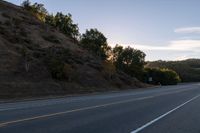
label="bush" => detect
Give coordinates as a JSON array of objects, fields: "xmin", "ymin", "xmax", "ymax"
[
  {"xmin": 22, "ymin": 0, "xmax": 47, "ymax": 22},
  {"xmin": 146, "ymin": 59, "xmax": 200, "ymax": 82},
  {"xmin": 144, "ymin": 68, "xmax": 181, "ymax": 85}
]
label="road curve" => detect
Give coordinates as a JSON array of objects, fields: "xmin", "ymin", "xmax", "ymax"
[{"xmin": 0, "ymin": 83, "xmax": 200, "ymax": 133}]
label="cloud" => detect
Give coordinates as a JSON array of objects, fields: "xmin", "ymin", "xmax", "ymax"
[
  {"xmin": 132, "ymin": 40, "xmax": 200, "ymax": 52},
  {"xmin": 174, "ymin": 27, "xmax": 200, "ymax": 34},
  {"xmin": 110, "ymin": 39, "xmax": 200, "ymax": 60},
  {"xmin": 169, "ymin": 40, "xmax": 200, "ymax": 50}
]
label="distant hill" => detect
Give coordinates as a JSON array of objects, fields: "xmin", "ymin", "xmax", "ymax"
[
  {"xmin": 0, "ymin": 1, "xmax": 146, "ymax": 99},
  {"xmin": 146, "ymin": 59, "xmax": 200, "ymax": 82}
]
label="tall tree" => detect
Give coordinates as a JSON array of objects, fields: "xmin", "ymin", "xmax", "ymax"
[
  {"xmin": 112, "ymin": 45, "xmax": 146, "ymax": 80},
  {"xmin": 50, "ymin": 12, "xmax": 79, "ymax": 40},
  {"xmin": 80, "ymin": 29, "xmax": 110, "ymax": 60},
  {"xmin": 112, "ymin": 44, "xmax": 123, "ymax": 63}
]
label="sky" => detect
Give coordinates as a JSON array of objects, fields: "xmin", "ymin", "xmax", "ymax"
[{"xmin": 6, "ymin": 0, "xmax": 200, "ymax": 61}]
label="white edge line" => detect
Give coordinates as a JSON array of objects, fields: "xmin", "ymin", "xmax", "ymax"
[
  {"xmin": 0, "ymin": 89, "xmax": 198, "ymax": 127},
  {"xmin": 130, "ymin": 94, "xmax": 200, "ymax": 133}
]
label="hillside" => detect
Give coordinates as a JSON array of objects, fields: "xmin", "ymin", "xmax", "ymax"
[
  {"xmin": 0, "ymin": 1, "xmax": 147, "ymax": 99},
  {"xmin": 146, "ymin": 59, "xmax": 200, "ymax": 82}
]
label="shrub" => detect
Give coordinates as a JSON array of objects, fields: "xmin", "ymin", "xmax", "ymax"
[
  {"xmin": 144, "ymin": 68, "xmax": 181, "ymax": 85},
  {"xmin": 22, "ymin": 0, "xmax": 47, "ymax": 22}
]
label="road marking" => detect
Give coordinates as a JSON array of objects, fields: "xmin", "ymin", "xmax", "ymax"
[
  {"xmin": 0, "ymin": 87, "xmax": 196, "ymax": 112},
  {"xmin": 0, "ymin": 84, "xmax": 197, "ymax": 112},
  {"xmin": 0, "ymin": 88, "xmax": 198, "ymax": 127},
  {"xmin": 130, "ymin": 94, "xmax": 200, "ymax": 133},
  {"xmin": 0, "ymin": 95, "xmax": 154, "ymax": 127}
]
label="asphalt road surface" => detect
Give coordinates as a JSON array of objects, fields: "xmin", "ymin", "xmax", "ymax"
[{"xmin": 0, "ymin": 83, "xmax": 200, "ymax": 133}]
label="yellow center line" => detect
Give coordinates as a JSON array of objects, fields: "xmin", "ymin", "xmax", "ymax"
[{"xmin": 0, "ymin": 88, "xmax": 196, "ymax": 127}]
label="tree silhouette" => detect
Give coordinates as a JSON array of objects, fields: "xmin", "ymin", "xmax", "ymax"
[
  {"xmin": 21, "ymin": 1, "xmax": 79, "ymax": 40},
  {"xmin": 80, "ymin": 29, "xmax": 110, "ymax": 60},
  {"xmin": 112, "ymin": 45, "xmax": 146, "ymax": 80}
]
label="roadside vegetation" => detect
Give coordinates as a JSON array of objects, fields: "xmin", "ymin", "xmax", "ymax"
[
  {"xmin": 20, "ymin": 0, "xmax": 181, "ymax": 86},
  {"xmin": 146, "ymin": 59, "xmax": 200, "ymax": 82},
  {"xmin": 144, "ymin": 68, "xmax": 181, "ymax": 85}
]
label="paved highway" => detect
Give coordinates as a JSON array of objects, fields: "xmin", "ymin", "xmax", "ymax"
[{"xmin": 0, "ymin": 83, "xmax": 200, "ymax": 133}]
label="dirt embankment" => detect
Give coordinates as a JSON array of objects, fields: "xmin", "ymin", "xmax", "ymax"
[{"xmin": 0, "ymin": 1, "xmax": 147, "ymax": 99}]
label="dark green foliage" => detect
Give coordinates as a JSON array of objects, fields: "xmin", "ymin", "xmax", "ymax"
[
  {"xmin": 112, "ymin": 44, "xmax": 123, "ymax": 63},
  {"xmin": 80, "ymin": 29, "xmax": 110, "ymax": 60},
  {"xmin": 146, "ymin": 59, "xmax": 200, "ymax": 82},
  {"xmin": 112, "ymin": 45, "xmax": 146, "ymax": 80},
  {"xmin": 45, "ymin": 13, "xmax": 79, "ymax": 40},
  {"xmin": 45, "ymin": 14, "xmax": 54, "ymax": 26},
  {"xmin": 21, "ymin": 1, "xmax": 79, "ymax": 40},
  {"xmin": 21, "ymin": 0, "xmax": 47, "ymax": 22},
  {"xmin": 53, "ymin": 13, "xmax": 79, "ymax": 39},
  {"xmin": 144, "ymin": 68, "xmax": 181, "ymax": 85}
]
